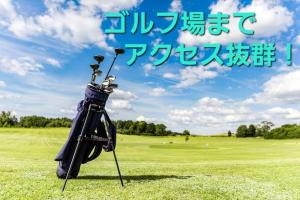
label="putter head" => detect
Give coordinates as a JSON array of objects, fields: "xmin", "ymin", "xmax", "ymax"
[
  {"xmin": 94, "ymin": 55, "xmax": 104, "ymax": 64},
  {"xmin": 115, "ymin": 48, "xmax": 125, "ymax": 55}
]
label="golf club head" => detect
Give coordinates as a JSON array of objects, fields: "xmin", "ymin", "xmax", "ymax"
[
  {"xmin": 107, "ymin": 75, "xmax": 116, "ymax": 81},
  {"xmin": 94, "ymin": 55, "xmax": 104, "ymax": 64},
  {"xmin": 90, "ymin": 64, "xmax": 99, "ymax": 71},
  {"xmin": 109, "ymin": 83, "xmax": 118, "ymax": 89},
  {"xmin": 102, "ymin": 80, "xmax": 110, "ymax": 86},
  {"xmin": 104, "ymin": 88, "xmax": 113, "ymax": 93},
  {"xmin": 115, "ymin": 48, "xmax": 125, "ymax": 55},
  {"xmin": 94, "ymin": 69, "xmax": 102, "ymax": 76}
]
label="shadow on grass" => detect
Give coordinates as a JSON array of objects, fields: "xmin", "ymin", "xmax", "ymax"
[{"xmin": 76, "ymin": 175, "xmax": 192, "ymax": 182}]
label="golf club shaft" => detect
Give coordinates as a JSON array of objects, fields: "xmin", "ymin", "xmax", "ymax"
[{"xmin": 104, "ymin": 54, "xmax": 118, "ymax": 80}]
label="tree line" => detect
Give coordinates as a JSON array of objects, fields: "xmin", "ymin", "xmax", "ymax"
[
  {"xmin": 0, "ymin": 111, "xmax": 72, "ymax": 128},
  {"xmin": 232, "ymin": 121, "xmax": 300, "ymax": 139},
  {"xmin": 0, "ymin": 111, "xmax": 190, "ymax": 136},
  {"xmin": 115, "ymin": 120, "xmax": 190, "ymax": 136}
]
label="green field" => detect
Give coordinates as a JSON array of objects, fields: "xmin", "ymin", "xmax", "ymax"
[{"xmin": 1, "ymin": 128, "xmax": 300, "ymax": 199}]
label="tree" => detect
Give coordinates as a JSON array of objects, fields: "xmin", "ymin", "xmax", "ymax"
[
  {"xmin": 137, "ymin": 121, "xmax": 147, "ymax": 134},
  {"xmin": 0, "ymin": 111, "xmax": 18, "ymax": 127},
  {"xmin": 228, "ymin": 130, "xmax": 232, "ymax": 137},
  {"xmin": 236, "ymin": 125, "xmax": 248, "ymax": 137},
  {"xmin": 248, "ymin": 124, "xmax": 256, "ymax": 137},
  {"xmin": 146, "ymin": 123, "xmax": 156, "ymax": 135},
  {"xmin": 183, "ymin": 130, "xmax": 190, "ymax": 136},
  {"xmin": 256, "ymin": 121, "xmax": 274, "ymax": 136},
  {"xmin": 19, "ymin": 116, "xmax": 49, "ymax": 127},
  {"xmin": 155, "ymin": 124, "xmax": 167, "ymax": 136}
]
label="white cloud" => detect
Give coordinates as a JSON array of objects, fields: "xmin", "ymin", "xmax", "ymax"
[
  {"xmin": 111, "ymin": 99, "xmax": 133, "ymax": 110},
  {"xmin": 163, "ymin": 72, "xmax": 178, "ymax": 79},
  {"xmin": 167, "ymin": 66, "xmax": 219, "ymax": 88},
  {"xmin": 0, "ymin": 0, "xmax": 143, "ymax": 50},
  {"xmin": 81, "ymin": 0, "xmax": 142, "ymax": 12},
  {"xmin": 0, "ymin": 80, "xmax": 6, "ymax": 88},
  {"xmin": 198, "ymin": 97, "xmax": 223, "ymax": 107},
  {"xmin": 254, "ymin": 69, "xmax": 300, "ymax": 104},
  {"xmin": 150, "ymin": 87, "xmax": 166, "ymax": 96},
  {"xmin": 136, "ymin": 115, "xmax": 156, "ymax": 122},
  {"xmin": 0, "ymin": 1, "xmax": 108, "ymax": 49},
  {"xmin": 0, "ymin": 92, "xmax": 20, "ymax": 99},
  {"xmin": 177, "ymin": 0, "xmax": 293, "ymax": 45},
  {"xmin": 151, "ymin": 38, "xmax": 161, "ymax": 46},
  {"xmin": 169, "ymin": 97, "xmax": 256, "ymax": 127},
  {"xmin": 0, "ymin": 56, "xmax": 43, "ymax": 76},
  {"xmin": 46, "ymin": 58, "xmax": 61, "ymax": 68},
  {"xmin": 267, "ymin": 107, "xmax": 300, "ymax": 120},
  {"xmin": 143, "ymin": 63, "xmax": 153, "ymax": 76},
  {"xmin": 168, "ymin": 0, "xmax": 182, "ymax": 12},
  {"xmin": 110, "ymin": 89, "xmax": 137, "ymax": 110},
  {"xmin": 168, "ymin": 96, "xmax": 300, "ymax": 133},
  {"xmin": 296, "ymin": 35, "xmax": 300, "ymax": 45},
  {"xmin": 60, "ymin": 107, "xmax": 76, "ymax": 115}
]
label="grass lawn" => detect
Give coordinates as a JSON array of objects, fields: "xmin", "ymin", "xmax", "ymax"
[{"xmin": 0, "ymin": 128, "xmax": 300, "ymax": 199}]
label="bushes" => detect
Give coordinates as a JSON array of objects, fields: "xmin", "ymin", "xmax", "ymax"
[
  {"xmin": 236, "ymin": 125, "xmax": 248, "ymax": 137},
  {"xmin": 264, "ymin": 124, "xmax": 300, "ymax": 139},
  {"xmin": 236, "ymin": 121, "xmax": 274, "ymax": 138},
  {"xmin": 235, "ymin": 122, "xmax": 300, "ymax": 139},
  {"xmin": 0, "ymin": 111, "xmax": 188, "ymax": 136},
  {"xmin": 0, "ymin": 111, "xmax": 18, "ymax": 127},
  {"xmin": 19, "ymin": 116, "xmax": 72, "ymax": 128},
  {"xmin": 115, "ymin": 120, "xmax": 185, "ymax": 136},
  {"xmin": 0, "ymin": 112, "xmax": 72, "ymax": 128}
]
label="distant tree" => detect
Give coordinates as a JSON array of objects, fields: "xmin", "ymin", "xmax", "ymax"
[
  {"xmin": 228, "ymin": 130, "xmax": 232, "ymax": 137},
  {"xmin": 166, "ymin": 130, "xmax": 173, "ymax": 136},
  {"xmin": 124, "ymin": 120, "xmax": 134, "ymax": 130},
  {"xmin": 248, "ymin": 124, "xmax": 256, "ymax": 137},
  {"xmin": 146, "ymin": 123, "xmax": 156, "ymax": 135},
  {"xmin": 236, "ymin": 125, "xmax": 248, "ymax": 137},
  {"xmin": 19, "ymin": 116, "xmax": 49, "ymax": 127},
  {"xmin": 155, "ymin": 124, "xmax": 167, "ymax": 136},
  {"xmin": 0, "ymin": 111, "xmax": 18, "ymax": 127},
  {"xmin": 183, "ymin": 130, "xmax": 190, "ymax": 136},
  {"xmin": 256, "ymin": 121, "xmax": 274, "ymax": 136},
  {"xmin": 137, "ymin": 121, "xmax": 147, "ymax": 134}
]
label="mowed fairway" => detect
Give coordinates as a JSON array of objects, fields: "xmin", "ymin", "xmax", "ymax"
[{"xmin": 1, "ymin": 128, "xmax": 300, "ymax": 200}]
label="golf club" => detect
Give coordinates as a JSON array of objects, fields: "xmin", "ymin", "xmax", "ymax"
[{"xmin": 104, "ymin": 48, "xmax": 125, "ymax": 80}]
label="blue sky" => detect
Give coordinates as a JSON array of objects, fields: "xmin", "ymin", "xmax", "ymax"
[{"xmin": 0, "ymin": 0, "xmax": 300, "ymax": 134}]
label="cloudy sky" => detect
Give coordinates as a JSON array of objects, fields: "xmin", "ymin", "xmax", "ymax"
[{"xmin": 0, "ymin": 0, "xmax": 300, "ymax": 134}]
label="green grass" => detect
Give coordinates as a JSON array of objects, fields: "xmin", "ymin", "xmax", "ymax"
[{"xmin": 1, "ymin": 128, "xmax": 300, "ymax": 199}]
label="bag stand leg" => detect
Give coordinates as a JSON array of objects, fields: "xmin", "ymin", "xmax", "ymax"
[
  {"xmin": 112, "ymin": 144, "xmax": 124, "ymax": 187},
  {"xmin": 61, "ymin": 105, "xmax": 124, "ymax": 192},
  {"xmin": 103, "ymin": 117, "xmax": 124, "ymax": 187},
  {"xmin": 61, "ymin": 104, "xmax": 94, "ymax": 192}
]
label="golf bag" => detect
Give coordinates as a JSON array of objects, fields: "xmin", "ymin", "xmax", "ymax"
[{"xmin": 54, "ymin": 85, "xmax": 116, "ymax": 179}]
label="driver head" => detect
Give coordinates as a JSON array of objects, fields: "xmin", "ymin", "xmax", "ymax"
[{"xmin": 115, "ymin": 48, "xmax": 125, "ymax": 55}]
